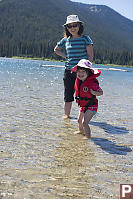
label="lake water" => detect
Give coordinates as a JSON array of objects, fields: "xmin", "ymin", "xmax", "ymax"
[{"xmin": 0, "ymin": 58, "xmax": 133, "ymax": 199}]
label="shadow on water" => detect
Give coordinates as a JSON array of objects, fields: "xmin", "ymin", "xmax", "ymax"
[
  {"xmin": 62, "ymin": 119, "xmax": 132, "ymax": 155},
  {"xmin": 90, "ymin": 121, "xmax": 129, "ymax": 134},
  {"xmin": 90, "ymin": 137, "xmax": 132, "ymax": 155},
  {"xmin": 89, "ymin": 121, "xmax": 132, "ymax": 155}
]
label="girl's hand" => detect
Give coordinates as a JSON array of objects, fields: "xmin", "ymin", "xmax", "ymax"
[
  {"xmin": 90, "ymin": 89, "xmax": 95, "ymax": 95},
  {"xmin": 54, "ymin": 46, "xmax": 66, "ymax": 59},
  {"xmin": 90, "ymin": 88, "xmax": 103, "ymax": 96}
]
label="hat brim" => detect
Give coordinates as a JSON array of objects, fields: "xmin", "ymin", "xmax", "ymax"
[
  {"xmin": 63, "ymin": 21, "xmax": 83, "ymax": 26},
  {"xmin": 71, "ymin": 65, "xmax": 101, "ymax": 75}
]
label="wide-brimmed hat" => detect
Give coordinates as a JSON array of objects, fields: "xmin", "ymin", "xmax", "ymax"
[
  {"xmin": 64, "ymin": 15, "xmax": 83, "ymax": 26},
  {"xmin": 71, "ymin": 59, "xmax": 101, "ymax": 75}
]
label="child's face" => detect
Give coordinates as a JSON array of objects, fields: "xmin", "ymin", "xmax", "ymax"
[{"xmin": 77, "ymin": 68, "xmax": 88, "ymax": 81}]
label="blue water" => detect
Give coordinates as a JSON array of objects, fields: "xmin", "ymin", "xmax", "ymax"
[{"xmin": 0, "ymin": 57, "xmax": 133, "ymax": 199}]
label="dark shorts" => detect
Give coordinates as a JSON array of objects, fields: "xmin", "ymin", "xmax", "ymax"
[{"xmin": 63, "ymin": 69, "xmax": 76, "ymax": 102}]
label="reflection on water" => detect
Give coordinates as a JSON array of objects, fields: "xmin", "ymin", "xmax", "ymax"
[{"xmin": 0, "ymin": 58, "xmax": 133, "ymax": 198}]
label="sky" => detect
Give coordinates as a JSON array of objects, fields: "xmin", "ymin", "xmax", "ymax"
[{"xmin": 71, "ymin": 0, "xmax": 133, "ymax": 21}]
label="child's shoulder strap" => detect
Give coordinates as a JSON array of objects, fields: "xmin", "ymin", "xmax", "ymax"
[{"xmin": 93, "ymin": 78, "xmax": 99, "ymax": 85}]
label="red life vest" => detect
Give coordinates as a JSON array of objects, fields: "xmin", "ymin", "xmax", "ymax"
[{"xmin": 75, "ymin": 75, "xmax": 100, "ymax": 108}]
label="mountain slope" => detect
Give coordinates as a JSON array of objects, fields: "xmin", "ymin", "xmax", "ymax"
[
  {"xmin": 0, "ymin": 0, "xmax": 133, "ymax": 62},
  {"xmin": 71, "ymin": 3, "xmax": 133, "ymax": 52}
]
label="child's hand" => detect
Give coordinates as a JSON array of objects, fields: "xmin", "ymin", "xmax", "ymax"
[
  {"xmin": 90, "ymin": 89, "xmax": 96, "ymax": 95},
  {"xmin": 90, "ymin": 88, "xmax": 103, "ymax": 96}
]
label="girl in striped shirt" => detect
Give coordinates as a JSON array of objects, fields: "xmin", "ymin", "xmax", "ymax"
[{"xmin": 54, "ymin": 15, "xmax": 93, "ymax": 119}]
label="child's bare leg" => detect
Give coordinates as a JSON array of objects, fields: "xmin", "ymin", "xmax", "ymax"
[
  {"xmin": 78, "ymin": 112, "xmax": 84, "ymax": 133},
  {"xmin": 74, "ymin": 112, "xmax": 84, "ymax": 134},
  {"xmin": 83, "ymin": 109, "xmax": 95, "ymax": 138}
]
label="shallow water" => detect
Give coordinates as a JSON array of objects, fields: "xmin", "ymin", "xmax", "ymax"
[{"xmin": 0, "ymin": 58, "xmax": 133, "ymax": 198}]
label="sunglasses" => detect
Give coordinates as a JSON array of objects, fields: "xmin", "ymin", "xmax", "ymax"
[{"xmin": 67, "ymin": 23, "xmax": 79, "ymax": 29}]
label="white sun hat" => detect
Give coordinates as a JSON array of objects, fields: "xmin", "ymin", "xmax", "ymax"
[
  {"xmin": 64, "ymin": 15, "xmax": 83, "ymax": 26},
  {"xmin": 77, "ymin": 59, "xmax": 92, "ymax": 68},
  {"xmin": 71, "ymin": 59, "xmax": 101, "ymax": 75}
]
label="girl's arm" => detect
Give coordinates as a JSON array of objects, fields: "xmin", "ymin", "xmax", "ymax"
[
  {"xmin": 54, "ymin": 46, "xmax": 66, "ymax": 59},
  {"xmin": 90, "ymin": 88, "xmax": 103, "ymax": 96},
  {"xmin": 86, "ymin": 45, "xmax": 93, "ymax": 62}
]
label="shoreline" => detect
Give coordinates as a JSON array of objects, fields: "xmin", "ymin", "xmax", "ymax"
[{"xmin": 1, "ymin": 56, "xmax": 133, "ymax": 68}]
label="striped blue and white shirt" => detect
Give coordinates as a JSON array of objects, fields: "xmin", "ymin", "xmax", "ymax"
[{"xmin": 57, "ymin": 35, "xmax": 93, "ymax": 69}]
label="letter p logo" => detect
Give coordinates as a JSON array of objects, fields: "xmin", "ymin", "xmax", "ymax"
[{"xmin": 120, "ymin": 184, "xmax": 133, "ymax": 199}]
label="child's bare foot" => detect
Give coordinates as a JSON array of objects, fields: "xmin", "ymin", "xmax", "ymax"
[
  {"xmin": 62, "ymin": 115, "xmax": 71, "ymax": 119},
  {"xmin": 83, "ymin": 133, "xmax": 91, "ymax": 139},
  {"xmin": 74, "ymin": 130, "xmax": 83, "ymax": 135}
]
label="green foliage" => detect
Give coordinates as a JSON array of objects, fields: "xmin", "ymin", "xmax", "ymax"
[
  {"xmin": 94, "ymin": 48, "xmax": 133, "ymax": 65},
  {"xmin": 0, "ymin": 0, "xmax": 133, "ymax": 65}
]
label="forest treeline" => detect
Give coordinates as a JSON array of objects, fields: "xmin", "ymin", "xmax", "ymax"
[
  {"xmin": 0, "ymin": 0, "xmax": 133, "ymax": 66},
  {"xmin": 0, "ymin": 40, "xmax": 133, "ymax": 66}
]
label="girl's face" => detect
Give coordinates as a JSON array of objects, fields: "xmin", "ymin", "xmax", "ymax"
[
  {"xmin": 77, "ymin": 68, "xmax": 88, "ymax": 81},
  {"xmin": 66, "ymin": 23, "xmax": 79, "ymax": 37}
]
